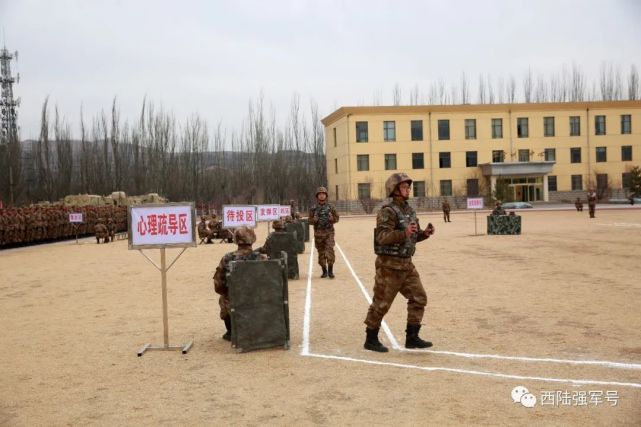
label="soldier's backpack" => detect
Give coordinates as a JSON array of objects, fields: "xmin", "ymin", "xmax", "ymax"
[{"xmin": 227, "ymin": 256, "xmax": 290, "ymax": 353}]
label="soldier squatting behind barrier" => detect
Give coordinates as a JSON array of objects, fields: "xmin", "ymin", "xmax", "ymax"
[
  {"xmin": 363, "ymin": 172, "xmax": 435, "ymax": 353},
  {"xmin": 213, "ymin": 227, "xmax": 267, "ymax": 342},
  {"xmin": 259, "ymin": 219, "xmax": 302, "ymax": 280}
]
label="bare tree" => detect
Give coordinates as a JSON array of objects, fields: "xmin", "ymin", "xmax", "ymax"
[
  {"xmin": 628, "ymin": 64, "xmax": 640, "ymax": 100},
  {"xmin": 460, "ymin": 72, "xmax": 469, "ymax": 104},
  {"xmin": 392, "ymin": 83, "xmax": 402, "ymax": 106},
  {"xmin": 523, "ymin": 68, "xmax": 533, "ymax": 103}
]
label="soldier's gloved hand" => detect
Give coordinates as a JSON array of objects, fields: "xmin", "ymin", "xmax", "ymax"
[
  {"xmin": 424, "ymin": 224, "xmax": 435, "ymax": 237},
  {"xmin": 405, "ymin": 222, "xmax": 418, "ymax": 237}
]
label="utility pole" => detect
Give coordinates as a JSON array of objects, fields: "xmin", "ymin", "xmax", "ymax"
[{"xmin": 1, "ymin": 45, "xmax": 20, "ymax": 207}]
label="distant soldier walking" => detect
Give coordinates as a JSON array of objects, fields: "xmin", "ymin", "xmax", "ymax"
[
  {"xmin": 309, "ymin": 186, "xmax": 339, "ymax": 279},
  {"xmin": 364, "ymin": 173, "xmax": 435, "ymax": 353},
  {"xmin": 587, "ymin": 189, "xmax": 597, "ymax": 218},
  {"xmin": 442, "ymin": 199, "xmax": 451, "ymax": 222}
]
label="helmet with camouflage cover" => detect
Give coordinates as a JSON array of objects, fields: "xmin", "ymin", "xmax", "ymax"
[
  {"xmin": 315, "ymin": 186, "xmax": 328, "ymax": 198},
  {"xmin": 234, "ymin": 226, "xmax": 256, "ymax": 245},
  {"xmin": 272, "ymin": 219, "xmax": 285, "ymax": 230},
  {"xmin": 385, "ymin": 173, "xmax": 413, "ymax": 197},
  {"xmin": 284, "ymin": 215, "xmax": 293, "ymax": 223}
]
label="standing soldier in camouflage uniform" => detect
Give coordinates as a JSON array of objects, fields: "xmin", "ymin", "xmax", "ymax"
[
  {"xmin": 441, "ymin": 199, "xmax": 451, "ymax": 222},
  {"xmin": 364, "ymin": 173, "xmax": 435, "ymax": 353},
  {"xmin": 213, "ymin": 227, "xmax": 267, "ymax": 341},
  {"xmin": 309, "ymin": 186, "xmax": 339, "ymax": 279},
  {"xmin": 587, "ymin": 189, "xmax": 597, "ymax": 218}
]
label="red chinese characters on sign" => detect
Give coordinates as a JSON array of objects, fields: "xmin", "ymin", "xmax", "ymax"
[{"xmin": 136, "ymin": 213, "xmax": 189, "ymax": 236}]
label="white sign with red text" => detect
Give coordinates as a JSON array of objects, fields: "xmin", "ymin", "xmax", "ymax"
[
  {"xmin": 129, "ymin": 204, "xmax": 196, "ymax": 248},
  {"xmin": 68, "ymin": 213, "xmax": 83, "ymax": 223},
  {"xmin": 256, "ymin": 205, "xmax": 280, "ymax": 221},
  {"xmin": 278, "ymin": 205, "xmax": 291, "ymax": 217},
  {"xmin": 467, "ymin": 198, "xmax": 484, "ymax": 209},
  {"xmin": 223, "ymin": 205, "xmax": 257, "ymax": 228}
]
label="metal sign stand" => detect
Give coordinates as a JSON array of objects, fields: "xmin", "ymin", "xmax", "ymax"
[
  {"xmin": 137, "ymin": 247, "xmax": 193, "ymax": 356},
  {"xmin": 474, "ymin": 210, "xmax": 478, "ymax": 236}
]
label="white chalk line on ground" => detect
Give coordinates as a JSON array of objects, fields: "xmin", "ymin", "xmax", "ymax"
[
  {"xmin": 299, "ymin": 240, "xmax": 641, "ymax": 389},
  {"xmin": 335, "ymin": 243, "xmax": 641, "ymax": 372},
  {"xmin": 305, "ymin": 352, "xmax": 641, "ymax": 389},
  {"xmin": 597, "ymin": 222, "xmax": 641, "ymax": 228}
]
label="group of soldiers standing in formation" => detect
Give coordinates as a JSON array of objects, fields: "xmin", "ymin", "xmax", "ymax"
[{"xmin": 0, "ymin": 204, "xmax": 127, "ymax": 248}]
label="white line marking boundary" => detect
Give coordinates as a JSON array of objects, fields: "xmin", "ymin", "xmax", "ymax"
[{"xmin": 298, "ymin": 239, "xmax": 641, "ymax": 389}]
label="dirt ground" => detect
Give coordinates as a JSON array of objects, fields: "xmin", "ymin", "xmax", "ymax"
[{"xmin": 1, "ymin": 207, "xmax": 640, "ymax": 426}]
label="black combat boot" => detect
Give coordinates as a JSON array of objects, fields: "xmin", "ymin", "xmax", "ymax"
[
  {"xmin": 222, "ymin": 316, "xmax": 232, "ymax": 341},
  {"xmin": 320, "ymin": 265, "xmax": 328, "ymax": 278},
  {"xmin": 328, "ymin": 264, "xmax": 335, "ymax": 279},
  {"xmin": 364, "ymin": 328, "xmax": 389, "ymax": 353},
  {"xmin": 405, "ymin": 324, "xmax": 432, "ymax": 349}
]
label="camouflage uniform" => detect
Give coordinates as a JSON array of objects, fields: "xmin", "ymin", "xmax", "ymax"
[
  {"xmin": 363, "ymin": 173, "xmax": 434, "ymax": 353},
  {"xmin": 491, "ymin": 201, "xmax": 507, "ymax": 216},
  {"xmin": 213, "ymin": 227, "xmax": 267, "ymax": 341},
  {"xmin": 94, "ymin": 219, "xmax": 109, "ymax": 243},
  {"xmin": 309, "ymin": 186, "xmax": 339, "ymax": 278},
  {"xmin": 587, "ymin": 190, "xmax": 597, "ymax": 218},
  {"xmin": 575, "ymin": 198, "xmax": 583, "ymax": 212},
  {"xmin": 442, "ymin": 200, "xmax": 451, "ymax": 222}
]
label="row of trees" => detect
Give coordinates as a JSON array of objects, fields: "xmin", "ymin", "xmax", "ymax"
[
  {"xmin": 387, "ymin": 63, "xmax": 640, "ymax": 106},
  {"xmin": 4, "ymin": 94, "xmax": 325, "ymax": 210}
]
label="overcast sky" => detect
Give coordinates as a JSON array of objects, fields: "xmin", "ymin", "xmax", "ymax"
[{"xmin": 2, "ymin": 0, "xmax": 641, "ymax": 140}]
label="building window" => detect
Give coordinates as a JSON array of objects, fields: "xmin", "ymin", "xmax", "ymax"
[
  {"xmin": 465, "ymin": 151, "xmax": 478, "ymax": 167},
  {"xmin": 335, "ymin": 185, "xmax": 339, "ymax": 200},
  {"xmin": 571, "ymin": 175, "xmax": 583, "ymax": 191},
  {"xmin": 412, "ymin": 153, "xmax": 424, "ymax": 169},
  {"xmin": 621, "ymin": 114, "xmax": 631, "ymax": 134},
  {"xmin": 491, "ymin": 118, "xmax": 503, "ymax": 139},
  {"xmin": 358, "ymin": 183, "xmax": 371, "ymax": 199},
  {"xmin": 548, "ymin": 175, "xmax": 557, "ymax": 191},
  {"xmin": 544, "ymin": 148, "xmax": 556, "ymax": 162},
  {"xmin": 384, "ymin": 153, "xmax": 397, "ymax": 170},
  {"xmin": 439, "ymin": 152, "xmax": 451, "ymax": 168},
  {"xmin": 440, "ymin": 180, "xmax": 452, "ymax": 196},
  {"xmin": 622, "ymin": 172, "xmax": 632, "ymax": 189},
  {"xmin": 334, "ymin": 158, "xmax": 338, "ymax": 173},
  {"xmin": 622, "ymin": 145, "xmax": 632, "ymax": 161},
  {"xmin": 596, "ymin": 147, "xmax": 607, "ymax": 162},
  {"xmin": 570, "ymin": 147, "xmax": 582, "ymax": 163},
  {"xmin": 438, "ymin": 120, "xmax": 450, "ymax": 140},
  {"xmin": 597, "ymin": 174, "xmax": 608, "ymax": 193},
  {"xmin": 465, "ymin": 119, "xmax": 476, "ymax": 139},
  {"xmin": 517, "ymin": 117, "xmax": 529, "ymax": 138},
  {"xmin": 544, "ymin": 116, "xmax": 555, "ymax": 137},
  {"xmin": 333, "ymin": 128, "xmax": 337, "ymax": 147},
  {"xmin": 384, "ymin": 121, "xmax": 396, "ymax": 142},
  {"xmin": 411, "ymin": 120, "xmax": 423, "ymax": 141},
  {"xmin": 413, "ymin": 181, "xmax": 426, "ymax": 197},
  {"xmin": 595, "ymin": 115, "xmax": 606, "ymax": 135},
  {"xmin": 357, "ymin": 154, "xmax": 369, "ymax": 171},
  {"xmin": 570, "ymin": 116, "xmax": 581, "ymax": 136},
  {"xmin": 492, "ymin": 150, "xmax": 504, "ymax": 163},
  {"xmin": 467, "ymin": 179, "xmax": 479, "ymax": 196},
  {"xmin": 356, "ymin": 121, "xmax": 368, "ymax": 142},
  {"xmin": 518, "ymin": 149, "xmax": 530, "ymax": 162}
]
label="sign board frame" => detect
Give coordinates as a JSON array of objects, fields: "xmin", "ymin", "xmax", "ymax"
[
  {"xmin": 256, "ymin": 204, "xmax": 280, "ymax": 222},
  {"xmin": 128, "ymin": 203, "xmax": 197, "ymax": 250},
  {"xmin": 222, "ymin": 205, "xmax": 258, "ymax": 228}
]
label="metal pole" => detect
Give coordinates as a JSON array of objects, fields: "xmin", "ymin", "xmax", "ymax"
[
  {"xmin": 160, "ymin": 248, "xmax": 169, "ymax": 347},
  {"xmin": 474, "ymin": 211, "xmax": 477, "ymax": 236}
]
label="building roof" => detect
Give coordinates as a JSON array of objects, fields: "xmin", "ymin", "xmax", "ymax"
[{"xmin": 321, "ymin": 100, "xmax": 641, "ymax": 126}]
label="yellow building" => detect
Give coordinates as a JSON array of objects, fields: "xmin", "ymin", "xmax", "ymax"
[{"xmin": 322, "ymin": 100, "xmax": 641, "ymax": 203}]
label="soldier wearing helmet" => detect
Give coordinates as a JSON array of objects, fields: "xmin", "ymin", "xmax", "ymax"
[
  {"xmin": 213, "ymin": 226, "xmax": 267, "ymax": 341},
  {"xmin": 363, "ymin": 172, "xmax": 435, "ymax": 353},
  {"xmin": 586, "ymin": 188, "xmax": 597, "ymax": 218},
  {"xmin": 491, "ymin": 200, "xmax": 506, "ymax": 216},
  {"xmin": 309, "ymin": 186, "xmax": 340, "ymax": 278}
]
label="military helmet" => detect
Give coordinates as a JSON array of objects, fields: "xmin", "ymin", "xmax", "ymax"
[
  {"xmin": 385, "ymin": 173, "xmax": 413, "ymax": 197},
  {"xmin": 234, "ymin": 226, "xmax": 256, "ymax": 245},
  {"xmin": 315, "ymin": 186, "xmax": 328, "ymax": 198},
  {"xmin": 272, "ymin": 219, "xmax": 285, "ymax": 230}
]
